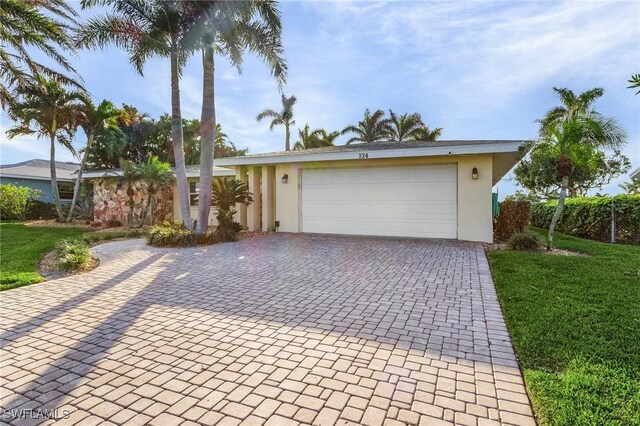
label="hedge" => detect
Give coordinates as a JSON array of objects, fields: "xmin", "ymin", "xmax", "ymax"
[
  {"xmin": 494, "ymin": 200, "xmax": 531, "ymax": 242},
  {"xmin": 531, "ymin": 195, "xmax": 640, "ymax": 244}
]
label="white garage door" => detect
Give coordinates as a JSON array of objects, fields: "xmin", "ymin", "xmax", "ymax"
[{"xmin": 301, "ymin": 164, "xmax": 457, "ymax": 238}]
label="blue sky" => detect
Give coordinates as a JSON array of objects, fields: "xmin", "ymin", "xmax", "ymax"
[{"xmin": 1, "ymin": 0, "xmax": 639, "ymax": 198}]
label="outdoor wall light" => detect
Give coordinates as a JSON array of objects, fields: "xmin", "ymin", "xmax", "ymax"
[
  {"xmin": 472, "ymin": 167, "xmax": 479, "ymax": 180},
  {"xmin": 282, "ymin": 173, "xmax": 289, "ymax": 184}
]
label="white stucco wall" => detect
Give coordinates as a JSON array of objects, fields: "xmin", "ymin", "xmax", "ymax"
[{"xmin": 273, "ymin": 154, "xmax": 494, "ymax": 242}]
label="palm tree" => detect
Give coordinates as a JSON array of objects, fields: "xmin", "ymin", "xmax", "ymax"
[
  {"xmin": 627, "ymin": 74, "xmax": 640, "ymax": 95},
  {"xmin": 536, "ymin": 87, "xmax": 626, "ymax": 249},
  {"xmin": 413, "ymin": 126, "xmax": 443, "ymax": 142},
  {"xmin": 5, "ymin": 76, "xmax": 86, "ymax": 220},
  {"xmin": 136, "ymin": 156, "xmax": 174, "ymax": 226},
  {"xmin": 77, "ymin": 0, "xmax": 199, "ymax": 229},
  {"xmin": 212, "ymin": 177, "xmax": 253, "ymax": 212},
  {"xmin": 341, "ymin": 109, "xmax": 391, "ymax": 144},
  {"xmin": 619, "ymin": 180, "xmax": 640, "ymax": 195},
  {"xmin": 256, "ymin": 94, "xmax": 296, "ymax": 151},
  {"xmin": 387, "ymin": 111, "xmax": 424, "ymax": 141},
  {"xmin": 118, "ymin": 159, "xmax": 140, "ymax": 227},
  {"xmin": 0, "ymin": 0, "xmax": 82, "ymax": 108},
  {"xmin": 189, "ymin": 1, "xmax": 285, "ymax": 233},
  {"xmin": 293, "ymin": 125, "xmax": 338, "ymax": 150},
  {"xmin": 67, "ymin": 99, "xmax": 125, "ymax": 222}
]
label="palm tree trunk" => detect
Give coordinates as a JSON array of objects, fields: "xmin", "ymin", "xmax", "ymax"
[
  {"xmin": 196, "ymin": 45, "xmax": 215, "ymax": 234},
  {"xmin": 285, "ymin": 122, "xmax": 290, "ymax": 151},
  {"xmin": 170, "ymin": 44, "xmax": 192, "ymax": 228},
  {"xmin": 66, "ymin": 133, "xmax": 93, "ymax": 222},
  {"xmin": 547, "ymin": 175, "xmax": 569, "ymax": 250},
  {"xmin": 49, "ymin": 130, "xmax": 64, "ymax": 221}
]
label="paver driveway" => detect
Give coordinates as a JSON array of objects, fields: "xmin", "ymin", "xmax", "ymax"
[{"xmin": 0, "ymin": 234, "xmax": 535, "ymax": 426}]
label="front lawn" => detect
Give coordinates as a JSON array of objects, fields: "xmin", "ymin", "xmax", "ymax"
[
  {"xmin": 0, "ymin": 222, "xmax": 86, "ymax": 291},
  {"xmin": 487, "ymin": 230, "xmax": 640, "ymax": 425}
]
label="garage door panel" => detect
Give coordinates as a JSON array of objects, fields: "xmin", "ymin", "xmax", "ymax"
[{"xmin": 301, "ymin": 165, "xmax": 457, "ymax": 239}]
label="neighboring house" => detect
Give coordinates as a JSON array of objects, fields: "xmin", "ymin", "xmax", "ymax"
[
  {"xmin": 0, "ymin": 159, "xmax": 79, "ymax": 203},
  {"xmin": 213, "ymin": 140, "xmax": 524, "ymax": 243},
  {"xmin": 82, "ymin": 165, "xmax": 235, "ymax": 226},
  {"xmin": 630, "ymin": 166, "xmax": 640, "ymax": 181}
]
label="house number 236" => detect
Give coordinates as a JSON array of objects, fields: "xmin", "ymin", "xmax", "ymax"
[{"xmin": 358, "ymin": 153, "xmax": 369, "ymax": 159}]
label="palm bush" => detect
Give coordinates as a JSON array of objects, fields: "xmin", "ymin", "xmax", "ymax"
[
  {"xmin": 507, "ymin": 231, "xmax": 543, "ymax": 251},
  {"xmin": 71, "ymin": 198, "xmax": 94, "ymax": 220},
  {"xmin": 54, "ymin": 238, "xmax": 93, "ymax": 271},
  {"xmin": 147, "ymin": 221, "xmax": 216, "ymax": 247},
  {"xmin": 212, "ymin": 177, "xmax": 252, "ymax": 242}
]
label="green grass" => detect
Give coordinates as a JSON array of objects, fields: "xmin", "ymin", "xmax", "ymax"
[
  {"xmin": 0, "ymin": 222, "xmax": 146, "ymax": 291},
  {"xmin": 0, "ymin": 222, "xmax": 86, "ymax": 290},
  {"xmin": 487, "ymin": 229, "xmax": 640, "ymax": 425}
]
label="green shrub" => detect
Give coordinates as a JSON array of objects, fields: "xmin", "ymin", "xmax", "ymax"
[
  {"xmin": 215, "ymin": 208, "xmax": 243, "ymax": 242},
  {"xmin": 0, "ymin": 184, "xmax": 43, "ymax": 219},
  {"xmin": 507, "ymin": 230, "xmax": 543, "ymax": 251},
  {"xmin": 147, "ymin": 221, "xmax": 217, "ymax": 247},
  {"xmin": 494, "ymin": 200, "xmax": 531, "ymax": 242},
  {"xmin": 54, "ymin": 239, "xmax": 93, "ymax": 272},
  {"xmin": 531, "ymin": 195, "xmax": 640, "ymax": 244},
  {"xmin": 83, "ymin": 229, "xmax": 145, "ymax": 244}
]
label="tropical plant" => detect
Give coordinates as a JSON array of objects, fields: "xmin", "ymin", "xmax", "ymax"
[
  {"xmin": 147, "ymin": 220, "xmax": 217, "ymax": 247},
  {"xmin": 413, "ymin": 125, "xmax": 443, "ymax": 142},
  {"xmin": 135, "ymin": 156, "xmax": 174, "ymax": 226},
  {"xmin": 293, "ymin": 125, "xmax": 339, "ymax": 150},
  {"xmin": 514, "ymin": 143, "xmax": 630, "ymax": 199},
  {"xmin": 0, "ymin": 0, "xmax": 82, "ymax": 108},
  {"xmin": 67, "ymin": 99, "xmax": 125, "ymax": 222},
  {"xmin": 256, "ymin": 94, "xmax": 296, "ymax": 151},
  {"xmin": 54, "ymin": 238, "xmax": 93, "ymax": 272},
  {"xmin": 212, "ymin": 177, "xmax": 253, "ymax": 212},
  {"xmin": 387, "ymin": 111, "xmax": 424, "ymax": 141},
  {"xmin": 619, "ymin": 180, "xmax": 640, "ymax": 195},
  {"xmin": 531, "ymin": 87, "xmax": 626, "ymax": 249},
  {"xmin": 215, "ymin": 124, "xmax": 248, "ymax": 158},
  {"xmin": 5, "ymin": 75, "xmax": 86, "ymax": 220},
  {"xmin": 77, "ymin": 0, "xmax": 200, "ymax": 229},
  {"xmin": 117, "ymin": 159, "xmax": 140, "ymax": 227},
  {"xmin": 71, "ymin": 198, "xmax": 94, "ymax": 220},
  {"xmin": 341, "ymin": 109, "xmax": 391, "ymax": 144},
  {"xmin": 628, "ymin": 74, "xmax": 640, "ymax": 95},
  {"xmin": 0, "ymin": 183, "xmax": 42, "ymax": 219},
  {"xmin": 507, "ymin": 230, "xmax": 543, "ymax": 251}
]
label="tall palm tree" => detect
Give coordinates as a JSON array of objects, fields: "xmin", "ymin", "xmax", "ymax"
[
  {"xmin": 387, "ymin": 111, "xmax": 424, "ymax": 141},
  {"xmin": 536, "ymin": 87, "xmax": 626, "ymax": 249},
  {"xmin": 293, "ymin": 125, "xmax": 338, "ymax": 150},
  {"xmin": 413, "ymin": 125, "xmax": 443, "ymax": 142},
  {"xmin": 67, "ymin": 99, "xmax": 125, "ymax": 222},
  {"xmin": 5, "ymin": 75, "xmax": 86, "ymax": 220},
  {"xmin": 77, "ymin": 0, "xmax": 200, "ymax": 228},
  {"xmin": 189, "ymin": 0, "xmax": 286, "ymax": 233},
  {"xmin": 341, "ymin": 109, "xmax": 391, "ymax": 144},
  {"xmin": 619, "ymin": 179, "xmax": 640, "ymax": 195},
  {"xmin": 136, "ymin": 155, "xmax": 174, "ymax": 226},
  {"xmin": 256, "ymin": 94, "xmax": 296, "ymax": 151},
  {"xmin": 0, "ymin": 0, "xmax": 82, "ymax": 108}
]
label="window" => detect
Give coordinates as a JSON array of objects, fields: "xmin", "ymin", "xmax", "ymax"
[
  {"xmin": 58, "ymin": 182, "xmax": 74, "ymax": 200},
  {"xmin": 189, "ymin": 181, "xmax": 198, "ymax": 206}
]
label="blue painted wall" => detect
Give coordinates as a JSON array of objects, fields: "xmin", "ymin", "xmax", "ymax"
[{"xmin": 0, "ymin": 177, "xmax": 72, "ymax": 203}]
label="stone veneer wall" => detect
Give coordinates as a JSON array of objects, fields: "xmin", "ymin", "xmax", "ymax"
[{"xmin": 92, "ymin": 179, "xmax": 173, "ymax": 226}]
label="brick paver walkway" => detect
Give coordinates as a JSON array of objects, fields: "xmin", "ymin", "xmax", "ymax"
[{"xmin": 0, "ymin": 234, "xmax": 535, "ymax": 425}]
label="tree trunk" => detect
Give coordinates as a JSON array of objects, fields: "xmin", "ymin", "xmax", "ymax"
[
  {"xmin": 170, "ymin": 44, "xmax": 192, "ymax": 228},
  {"xmin": 66, "ymin": 133, "xmax": 93, "ymax": 222},
  {"xmin": 285, "ymin": 122, "xmax": 290, "ymax": 151},
  {"xmin": 49, "ymin": 130, "xmax": 64, "ymax": 221},
  {"xmin": 196, "ymin": 45, "xmax": 215, "ymax": 234},
  {"xmin": 547, "ymin": 175, "xmax": 569, "ymax": 250}
]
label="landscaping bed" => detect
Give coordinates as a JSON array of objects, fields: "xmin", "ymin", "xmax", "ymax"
[{"xmin": 487, "ymin": 229, "xmax": 640, "ymax": 425}]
